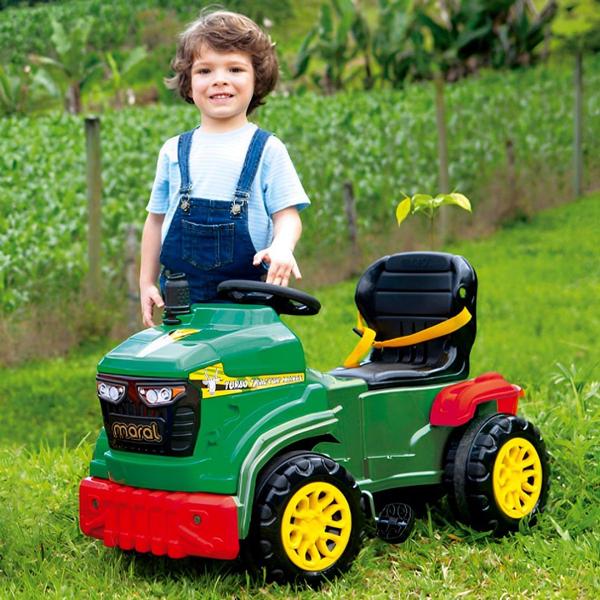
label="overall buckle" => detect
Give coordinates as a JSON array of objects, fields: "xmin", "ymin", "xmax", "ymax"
[
  {"xmin": 231, "ymin": 191, "xmax": 249, "ymax": 216},
  {"xmin": 179, "ymin": 185, "xmax": 192, "ymax": 213}
]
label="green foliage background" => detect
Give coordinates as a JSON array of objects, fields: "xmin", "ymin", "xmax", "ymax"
[
  {"xmin": 0, "ymin": 0, "xmax": 298, "ymax": 65},
  {"xmin": 1, "ymin": 56, "xmax": 599, "ymax": 311}
]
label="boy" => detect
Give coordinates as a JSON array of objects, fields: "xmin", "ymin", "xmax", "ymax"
[{"xmin": 140, "ymin": 10, "xmax": 310, "ymax": 327}]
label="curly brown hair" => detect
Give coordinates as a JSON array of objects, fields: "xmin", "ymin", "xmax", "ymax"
[{"xmin": 165, "ymin": 10, "xmax": 279, "ymax": 114}]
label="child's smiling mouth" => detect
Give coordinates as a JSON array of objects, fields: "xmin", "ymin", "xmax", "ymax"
[{"xmin": 209, "ymin": 93, "xmax": 234, "ymax": 101}]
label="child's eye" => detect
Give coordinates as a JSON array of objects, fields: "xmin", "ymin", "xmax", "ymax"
[
  {"xmin": 230, "ymin": 67, "xmax": 245, "ymax": 73},
  {"xmin": 195, "ymin": 67, "xmax": 210, "ymax": 75}
]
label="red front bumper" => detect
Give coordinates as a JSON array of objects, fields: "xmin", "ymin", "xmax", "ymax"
[{"xmin": 79, "ymin": 477, "xmax": 240, "ymax": 560}]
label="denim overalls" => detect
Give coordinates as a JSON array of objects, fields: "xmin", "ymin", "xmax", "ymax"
[{"xmin": 159, "ymin": 127, "xmax": 271, "ymax": 303}]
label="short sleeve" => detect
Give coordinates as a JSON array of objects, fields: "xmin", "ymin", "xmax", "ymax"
[
  {"xmin": 261, "ymin": 137, "xmax": 310, "ymax": 216},
  {"xmin": 146, "ymin": 145, "xmax": 170, "ymax": 214}
]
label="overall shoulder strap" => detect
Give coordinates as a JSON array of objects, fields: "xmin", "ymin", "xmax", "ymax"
[
  {"xmin": 177, "ymin": 128, "xmax": 196, "ymax": 195},
  {"xmin": 234, "ymin": 128, "xmax": 272, "ymax": 199}
]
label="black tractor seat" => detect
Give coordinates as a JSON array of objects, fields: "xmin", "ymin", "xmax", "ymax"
[{"xmin": 330, "ymin": 252, "xmax": 477, "ymax": 389}]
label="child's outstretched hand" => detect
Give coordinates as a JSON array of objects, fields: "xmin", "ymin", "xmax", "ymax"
[
  {"xmin": 253, "ymin": 244, "xmax": 301, "ymax": 287},
  {"xmin": 140, "ymin": 283, "xmax": 165, "ymax": 327}
]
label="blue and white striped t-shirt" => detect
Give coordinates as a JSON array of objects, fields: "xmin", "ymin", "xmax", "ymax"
[{"xmin": 146, "ymin": 122, "xmax": 310, "ymax": 253}]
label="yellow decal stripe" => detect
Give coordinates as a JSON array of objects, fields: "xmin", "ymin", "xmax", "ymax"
[
  {"xmin": 169, "ymin": 328, "xmax": 200, "ymax": 341},
  {"xmin": 190, "ymin": 363, "xmax": 305, "ymax": 399}
]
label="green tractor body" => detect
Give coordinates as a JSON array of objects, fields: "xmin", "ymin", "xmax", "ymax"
[{"xmin": 80, "ymin": 253, "xmax": 549, "ymax": 583}]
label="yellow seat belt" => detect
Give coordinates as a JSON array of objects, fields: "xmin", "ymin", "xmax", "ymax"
[{"xmin": 343, "ymin": 307, "xmax": 472, "ymax": 368}]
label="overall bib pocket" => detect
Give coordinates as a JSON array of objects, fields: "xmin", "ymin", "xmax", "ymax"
[{"xmin": 182, "ymin": 220, "xmax": 234, "ymax": 271}]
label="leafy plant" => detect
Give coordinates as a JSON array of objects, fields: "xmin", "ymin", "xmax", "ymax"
[
  {"xmin": 411, "ymin": 0, "xmax": 559, "ymax": 79},
  {"xmin": 29, "ymin": 18, "xmax": 102, "ymax": 114},
  {"xmin": 396, "ymin": 192, "xmax": 472, "ymax": 248},
  {"xmin": 553, "ymin": 0, "xmax": 600, "ymax": 52},
  {"xmin": 329, "ymin": 0, "xmax": 561, "ymax": 90},
  {"xmin": 0, "ymin": 0, "xmax": 161, "ymax": 66},
  {"xmin": 372, "ymin": 0, "xmax": 416, "ymax": 88},
  {"xmin": 0, "ymin": 63, "xmax": 58, "ymax": 115},
  {"xmin": 0, "ymin": 65, "xmax": 32, "ymax": 115},
  {"xmin": 105, "ymin": 47, "xmax": 148, "ymax": 109},
  {"xmin": 294, "ymin": 0, "xmax": 372, "ymax": 93}
]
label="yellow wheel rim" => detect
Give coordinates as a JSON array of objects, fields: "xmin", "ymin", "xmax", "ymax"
[
  {"xmin": 281, "ymin": 481, "xmax": 352, "ymax": 571},
  {"xmin": 493, "ymin": 437, "xmax": 543, "ymax": 519}
]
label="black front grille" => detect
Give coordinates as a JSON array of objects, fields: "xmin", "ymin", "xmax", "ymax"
[
  {"xmin": 97, "ymin": 375, "xmax": 200, "ymax": 456},
  {"xmin": 172, "ymin": 406, "xmax": 196, "ymax": 452}
]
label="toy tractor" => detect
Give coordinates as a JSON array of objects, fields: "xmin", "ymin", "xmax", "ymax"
[{"xmin": 79, "ymin": 252, "xmax": 549, "ymax": 585}]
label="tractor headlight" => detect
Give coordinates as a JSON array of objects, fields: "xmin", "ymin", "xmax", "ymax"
[
  {"xmin": 97, "ymin": 381, "xmax": 126, "ymax": 403},
  {"xmin": 137, "ymin": 385, "xmax": 185, "ymax": 406}
]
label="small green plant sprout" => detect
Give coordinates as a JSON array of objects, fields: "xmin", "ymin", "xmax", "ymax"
[{"xmin": 396, "ymin": 192, "xmax": 472, "ymax": 248}]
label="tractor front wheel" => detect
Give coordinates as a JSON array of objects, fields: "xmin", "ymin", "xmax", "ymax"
[
  {"xmin": 444, "ymin": 414, "xmax": 549, "ymax": 534},
  {"xmin": 248, "ymin": 452, "xmax": 363, "ymax": 585}
]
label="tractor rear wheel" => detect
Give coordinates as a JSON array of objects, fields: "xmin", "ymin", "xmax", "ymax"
[
  {"xmin": 444, "ymin": 414, "xmax": 549, "ymax": 534},
  {"xmin": 248, "ymin": 452, "xmax": 363, "ymax": 585}
]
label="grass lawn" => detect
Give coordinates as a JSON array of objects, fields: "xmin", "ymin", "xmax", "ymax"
[{"xmin": 0, "ymin": 194, "xmax": 598, "ymax": 598}]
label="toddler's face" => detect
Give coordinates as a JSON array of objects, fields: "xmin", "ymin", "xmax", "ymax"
[{"xmin": 190, "ymin": 46, "xmax": 255, "ymax": 130}]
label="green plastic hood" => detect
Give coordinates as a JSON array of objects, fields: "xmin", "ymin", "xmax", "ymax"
[{"xmin": 98, "ymin": 304, "xmax": 306, "ymax": 378}]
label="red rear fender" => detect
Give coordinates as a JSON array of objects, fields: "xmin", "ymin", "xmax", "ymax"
[{"xmin": 430, "ymin": 372, "xmax": 523, "ymax": 427}]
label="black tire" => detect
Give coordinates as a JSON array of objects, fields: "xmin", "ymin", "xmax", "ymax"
[
  {"xmin": 444, "ymin": 414, "xmax": 550, "ymax": 534},
  {"xmin": 247, "ymin": 452, "xmax": 363, "ymax": 585},
  {"xmin": 442, "ymin": 432, "xmax": 462, "ymax": 517}
]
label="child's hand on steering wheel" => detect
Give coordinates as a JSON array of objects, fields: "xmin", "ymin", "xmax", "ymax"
[{"xmin": 253, "ymin": 244, "xmax": 301, "ymax": 287}]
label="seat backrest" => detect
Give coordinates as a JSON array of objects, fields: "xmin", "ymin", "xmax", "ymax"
[{"xmin": 355, "ymin": 252, "xmax": 477, "ymax": 370}]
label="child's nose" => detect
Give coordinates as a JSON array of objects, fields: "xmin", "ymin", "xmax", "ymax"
[{"xmin": 213, "ymin": 69, "xmax": 230, "ymax": 84}]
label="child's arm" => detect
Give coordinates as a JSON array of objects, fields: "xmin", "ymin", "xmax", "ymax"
[
  {"xmin": 140, "ymin": 212, "xmax": 165, "ymax": 327},
  {"xmin": 253, "ymin": 206, "xmax": 302, "ymax": 287}
]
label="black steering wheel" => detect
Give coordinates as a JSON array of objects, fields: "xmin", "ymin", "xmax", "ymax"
[{"xmin": 217, "ymin": 280, "xmax": 321, "ymax": 316}]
